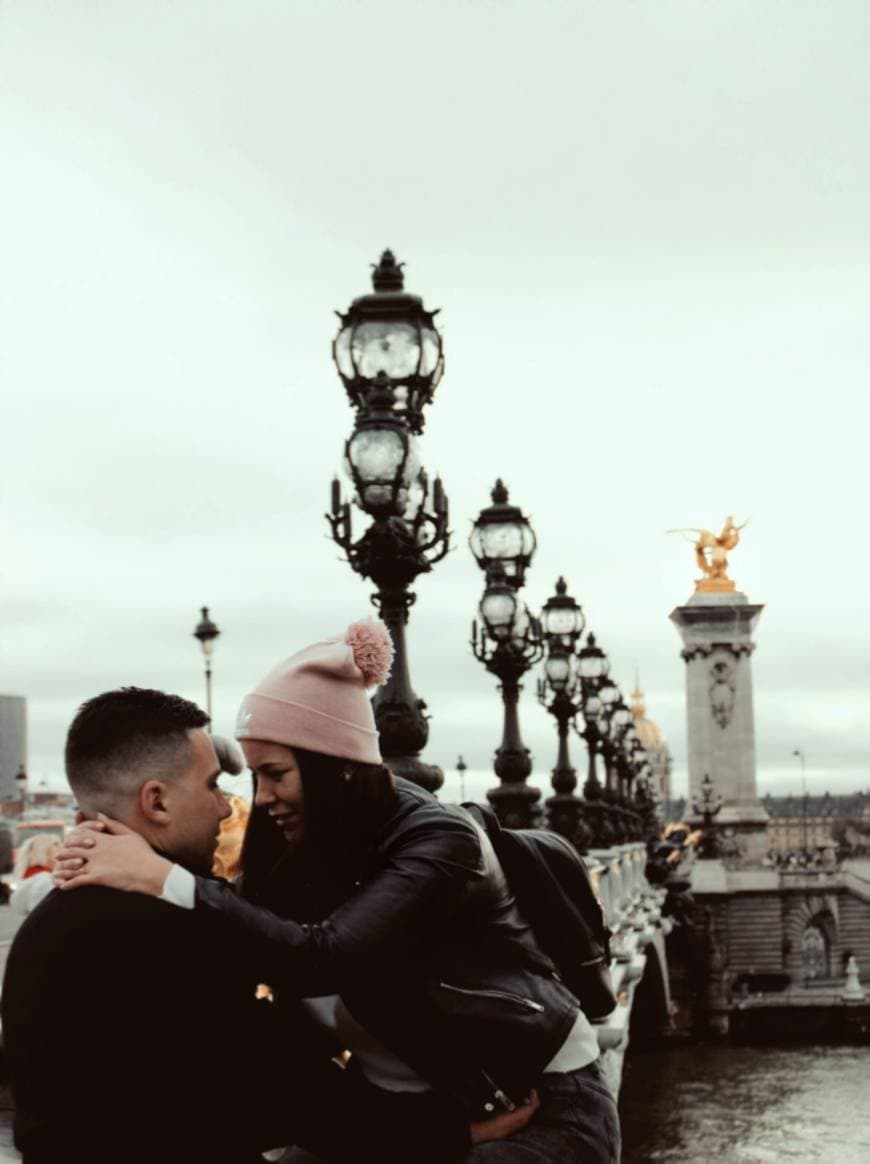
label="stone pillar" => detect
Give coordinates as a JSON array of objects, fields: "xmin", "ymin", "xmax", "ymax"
[{"xmin": 670, "ymin": 591, "xmax": 769, "ymax": 863}]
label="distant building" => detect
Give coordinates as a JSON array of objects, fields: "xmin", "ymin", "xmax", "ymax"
[
  {"xmin": 0, "ymin": 695, "xmax": 27, "ymax": 802},
  {"xmin": 761, "ymin": 791, "xmax": 869, "ymax": 853},
  {"xmin": 630, "ymin": 682, "xmax": 672, "ymax": 801}
]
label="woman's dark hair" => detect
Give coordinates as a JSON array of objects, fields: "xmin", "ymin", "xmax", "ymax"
[{"xmin": 238, "ymin": 748, "xmax": 396, "ymax": 920}]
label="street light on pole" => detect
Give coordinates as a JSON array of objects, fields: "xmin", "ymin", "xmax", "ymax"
[
  {"xmin": 470, "ymin": 483, "xmax": 542, "ymax": 828},
  {"xmin": 537, "ymin": 577, "xmax": 588, "ymax": 846},
  {"xmin": 15, "ymin": 765, "xmax": 27, "ymax": 816},
  {"xmin": 456, "ymin": 755, "xmax": 467, "ymax": 803},
  {"xmin": 193, "ymin": 606, "xmax": 221, "ymax": 727},
  {"xmin": 793, "ymin": 747, "xmax": 808, "ymax": 854},
  {"xmin": 328, "ymin": 251, "xmax": 449, "ymax": 792}
]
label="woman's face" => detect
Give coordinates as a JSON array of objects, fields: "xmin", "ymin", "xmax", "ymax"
[{"xmin": 243, "ymin": 740, "xmax": 305, "ymax": 847}]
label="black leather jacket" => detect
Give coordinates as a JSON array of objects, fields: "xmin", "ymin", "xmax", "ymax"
[{"xmin": 194, "ymin": 778, "xmax": 579, "ymax": 1117}]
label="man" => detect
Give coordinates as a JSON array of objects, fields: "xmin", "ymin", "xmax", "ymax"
[
  {"xmin": 2, "ymin": 687, "xmax": 532, "ymax": 1164},
  {"xmin": 1, "ymin": 687, "xmax": 309, "ymax": 1164}
]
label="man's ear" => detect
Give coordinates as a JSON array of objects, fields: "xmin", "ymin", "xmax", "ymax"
[{"xmin": 139, "ymin": 780, "xmax": 171, "ymax": 825}]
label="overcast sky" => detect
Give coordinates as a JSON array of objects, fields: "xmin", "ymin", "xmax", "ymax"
[{"xmin": 2, "ymin": 0, "xmax": 868, "ymax": 801}]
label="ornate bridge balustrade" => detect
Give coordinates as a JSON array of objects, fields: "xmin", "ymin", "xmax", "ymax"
[{"xmin": 584, "ymin": 841, "xmax": 673, "ymax": 1094}]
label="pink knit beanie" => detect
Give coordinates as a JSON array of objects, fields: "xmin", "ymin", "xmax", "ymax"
[{"xmin": 234, "ymin": 617, "xmax": 393, "ymax": 764}]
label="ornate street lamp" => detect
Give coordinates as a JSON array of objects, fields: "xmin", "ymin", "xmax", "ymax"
[
  {"xmin": 537, "ymin": 578, "xmax": 589, "ymax": 846},
  {"xmin": 594, "ymin": 680, "xmax": 629, "ymax": 842},
  {"xmin": 607, "ymin": 701, "xmax": 638, "ymax": 833},
  {"xmin": 577, "ymin": 631, "xmax": 609, "ymax": 683},
  {"xmin": 193, "ymin": 606, "xmax": 220, "ymax": 726},
  {"xmin": 332, "ymin": 249, "xmax": 444, "ymax": 434},
  {"xmin": 692, "ymin": 773, "xmax": 724, "ymax": 858},
  {"xmin": 575, "ymin": 633, "xmax": 614, "ymax": 847},
  {"xmin": 596, "ymin": 675, "xmax": 620, "ymax": 790},
  {"xmin": 608, "ymin": 698, "xmax": 635, "ymax": 782},
  {"xmin": 329, "ymin": 252, "xmax": 449, "ymax": 792},
  {"xmin": 469, "ymin": 480, "xmax": 537, "ymax": 589},
  {"xmin": 471, "ymin": 542, "xmax": 544, "ymax": 828},
  {"xmin": 456, "ymin": 755, "xmax": 467, "ymax": 803}
]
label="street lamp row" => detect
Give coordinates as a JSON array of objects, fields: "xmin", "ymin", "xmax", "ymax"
[
  {"xmin": 468, "ymin": 483, "xmax": 658, "ymax": 848},
  {"xmin": 189, "ymin": 253, "xmax": 661, "ymax": 855}
]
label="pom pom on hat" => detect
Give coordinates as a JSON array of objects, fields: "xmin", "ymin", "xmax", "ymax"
[{"xmin": 345, "ymin": 617, "xmax": 394, "ymax": 687}]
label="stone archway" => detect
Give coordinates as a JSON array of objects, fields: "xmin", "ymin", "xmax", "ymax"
[{"xmin": 784, "ymin": 895, "xmax": 838, "ymax": 982}]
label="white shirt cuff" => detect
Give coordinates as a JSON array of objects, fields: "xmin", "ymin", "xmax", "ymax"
[{"xmin": 160, "ymin": 863, "xmax": 196, "ymax": 909}]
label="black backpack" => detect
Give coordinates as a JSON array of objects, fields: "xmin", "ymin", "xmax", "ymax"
[{"xmin": 463, "ymin": 802, "xmax": 616, "ymax": 1021}]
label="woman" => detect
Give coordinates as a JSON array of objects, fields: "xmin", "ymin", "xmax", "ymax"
[{"xmin": 56, "ymin": 618, "xmax": 620, "ymax": 1163}]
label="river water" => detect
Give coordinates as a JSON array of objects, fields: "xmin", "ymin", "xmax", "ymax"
[{"xmin": 619, "ymin": 1042, "xmax": 870, "ymax": 1163}]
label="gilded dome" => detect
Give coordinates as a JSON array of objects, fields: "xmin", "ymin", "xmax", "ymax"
[{"xmin": 631, "ymin": 683, "xmax": 667, "ymax": 749}]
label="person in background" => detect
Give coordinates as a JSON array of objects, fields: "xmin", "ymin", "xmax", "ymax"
[
  {"xmin": 211, "ymin": 733, "xmax": 251, "ymax": 881},
  {"xmin": 10, "ymin": 835, "xmax": 61, "ymax": 917}
]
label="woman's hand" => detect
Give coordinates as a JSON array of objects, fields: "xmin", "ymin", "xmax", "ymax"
[
  {"xmin": 54, "ymin": 815, "xmax": 172, "ymax": 897},
  {"xmin": 469, "ymin": 1090, "xmax": 540, "ymax": 1144}
]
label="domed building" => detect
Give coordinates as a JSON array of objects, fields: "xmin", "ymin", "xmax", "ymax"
[{"xmin": 631, "ymin": 681, "xmax": 672, "ymax": 802}]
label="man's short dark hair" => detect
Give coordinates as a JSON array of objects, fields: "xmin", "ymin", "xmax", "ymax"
[{"xmin": 65, "ymin": 687, "xmax": 209, "ymax": 814}]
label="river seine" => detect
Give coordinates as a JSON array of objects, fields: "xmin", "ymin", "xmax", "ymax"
[{"xmin": 619, "ymin": 1042, "xmax": 870, "ymax": 1163}]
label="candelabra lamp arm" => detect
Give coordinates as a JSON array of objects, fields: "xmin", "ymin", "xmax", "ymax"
[
  {"xmin": 326, "ymin": 481, "xmax": 354, "ymax": 554},
  {"xmin": 411, "ymin": 478, "xmax": 451, "ymax": 563},
  {"xmin": 415, "ymin": 511, "xmax": 452, "ymax": 564}
]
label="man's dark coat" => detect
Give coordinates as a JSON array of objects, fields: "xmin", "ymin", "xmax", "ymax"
[{"xmin": 1, "ymin": 883, "xmax": 293, "ymax": 1164}]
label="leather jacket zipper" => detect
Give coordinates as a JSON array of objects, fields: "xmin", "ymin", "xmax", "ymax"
[{"xmin": 439, "ymin": 981, "xmax": 545, "ymax": 1013}]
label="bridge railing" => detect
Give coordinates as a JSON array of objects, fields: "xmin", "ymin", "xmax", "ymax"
[{"xmin": 585, "ymin": 841, "xmax": 671, "ymax": 1094}]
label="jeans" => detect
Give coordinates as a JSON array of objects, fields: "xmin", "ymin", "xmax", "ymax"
[{"xmin": 464, "ymin": 1059, "xmax": 621, "ymax": 1163}]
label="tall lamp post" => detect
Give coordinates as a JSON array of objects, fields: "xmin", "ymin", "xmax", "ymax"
[
  {"xmin": 15, "ymin": 765, "xmax": 27, "ymax": 816},
  {"xmin": 608, "ymin": 698, "xmax": 635, "ymax": 796},
  {"xmin": 470, "ymin": 482, "xmax": 542, "ymax": 828},
  {"xmin": 575, "ymin": 633, "xmax": 612, "ymax": 847},
  {"xmin": 594, "ymin": 676, "xmax": 628, "ymax": 842},
  {"xmin": 693, "ymin": 773, "xmax": 724, "ymax": 858},
  {"xmin": 793, "ymin": 747, "xmax": 809, "ymax": 854},
  {"xmin": 328, "ymin": 251, "xmax": 448, "ymax": 792},
  {"xmin": 193, "ymin": 606, "xmax": 220, "ymax": 727},
  {"xmin": 456, "ymin": 755, "xmax": 467, "ymax": 803},
  {"xmin": 537, "ymin": 577, "xmax": 588, "ymax": 846}
]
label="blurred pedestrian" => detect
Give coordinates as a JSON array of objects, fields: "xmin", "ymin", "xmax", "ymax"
[{"xmin": 10, "ymin": 835, "xmax": 61, "ymax": 916}]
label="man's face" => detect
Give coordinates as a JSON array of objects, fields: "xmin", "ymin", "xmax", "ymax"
[{"xmin": 161, "ymin": 728, "xmax": 231, "ymax": 874}]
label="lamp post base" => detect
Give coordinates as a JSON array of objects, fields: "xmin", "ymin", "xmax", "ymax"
[
  {"xmin": 386, "ymin": 753, "xmax": 444, "ymax": 794},
  {"xmin": 545, "ymin": 793, "xmax": 591, "ymax": 852},
  {"xmin": 487, "ymin": 780, "xmax": 541, "ymax": 830}
]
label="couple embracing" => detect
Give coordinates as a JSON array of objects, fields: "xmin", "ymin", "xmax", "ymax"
[{"xmin": 1, "ymin": 617, "xmax": 620, "ymax": 1163}]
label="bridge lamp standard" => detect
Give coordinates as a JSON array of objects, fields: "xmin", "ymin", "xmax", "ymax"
[
  {"xmin": 193, "ymin": 606, "xmax": 221, "ymax": 727},
  {"xmin": 328, "ymin": 250, "xmax": 449, "ymax": 792},
  {"xmin": 537, "ymin": 577, "xmax": 588, "ymax": 846},
  {"xmin": 470, "ymin": 483, "xmax": 542, "ymax": 829}
]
